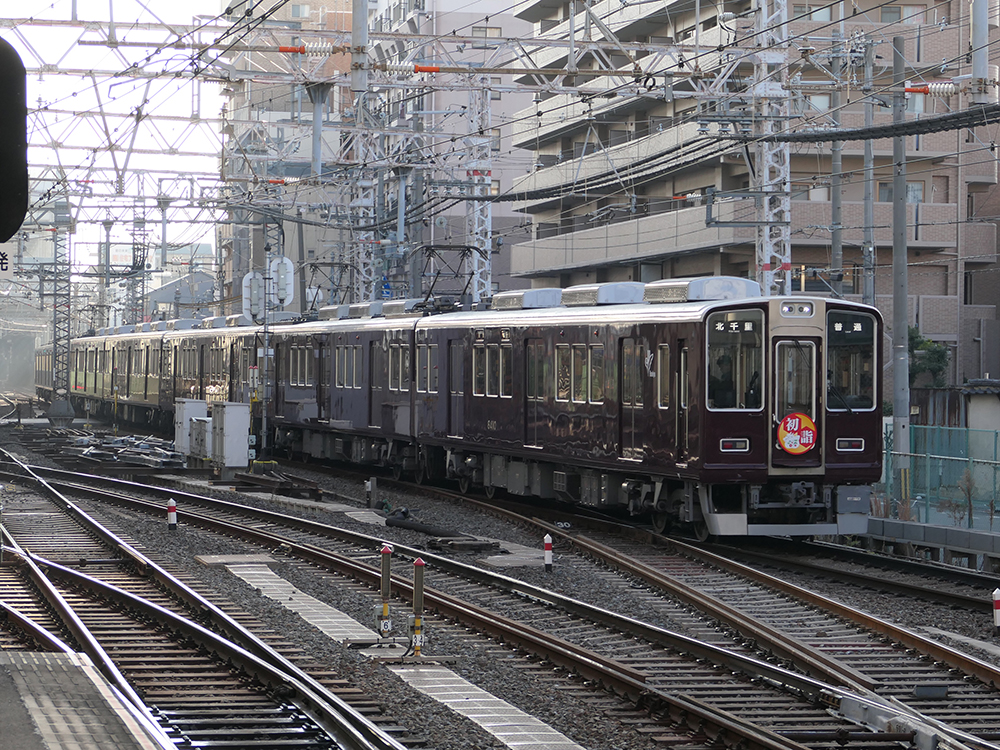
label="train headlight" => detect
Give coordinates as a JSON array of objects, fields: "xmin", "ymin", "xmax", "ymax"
[
  {"xmin": 720, "ymin": 438, "xmax": 749, "ymax": 452},
  {"xmin": 780, "ymin": 301, "xmax": 814, "ymax": 317}
]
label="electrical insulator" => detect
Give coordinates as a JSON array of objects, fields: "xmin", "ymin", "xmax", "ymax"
[
  {"xmin": 719, "ymin": 11, "xmax": 737, "ymax": 22},
  {"xmin": 927, "ymin": 82, "xmax": 958, "ymax": 96},
  {"xmin": 303, "ymin": 42, "xmax": 338, "ymax": 56}
]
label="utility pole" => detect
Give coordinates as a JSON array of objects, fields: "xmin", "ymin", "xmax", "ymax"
[
  {"xmin": 862, "ymin": 39, "xmax": 876, "ymax": 306},
  {"xmin": 891, "ymin": 36, "xmax": 910, "ymax": 511},
  {"xmin": 830, "ymin": 29, "xmax": 843, "ymax": 297}
]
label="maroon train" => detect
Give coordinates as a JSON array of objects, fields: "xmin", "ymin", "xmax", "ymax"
[{"xmin": 37, "ymin": 276, "xmax": 882, "ymax": 538}]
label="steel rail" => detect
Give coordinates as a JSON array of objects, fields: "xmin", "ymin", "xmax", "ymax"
[
  {"xmin": 33, "ymin": 472, "xmax": 965, "ymax": 750},
  {"xmin": 0, "ymin": 597, "xmax": 76, "ymax": 653},
  {"xmin": 0, "ymin": 535, "xmax": 175, "ymax": 750},
  {"xmin": 652, "ymin": 531, "xmax": 1000, "ymax": 690},
  {"xmin": 0, "ymin": 453, "xmax": 411, "ymax": 750},
  {"xmin": 707, "ymin": 543, "xmax": 992, "ymax": 612},
  {"xmin": 22, "ymin": 552, "xmax": 398, "ymax": 750}
]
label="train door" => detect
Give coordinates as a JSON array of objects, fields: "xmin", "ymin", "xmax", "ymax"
[
  {"xmin": 525, "ymin": 339, "xmax": 544, "ymax": 447},
  {"xmin": 619, "ymin": 338, "xmax": 645, "ymax": 460},
  {"xmin": 772, "ymin": 338, "xmax": 821, "ymax": 467},
  {"xmin": 448, "ymin": 339, "xmax": 464, "ymax": 436},
  {"xmin": 676, "ymin": 343, "xmax": 689, "ymax": 461},
  {"xmin": 368, "ymin": 340, "xmax": 381, "ymax": 428}
]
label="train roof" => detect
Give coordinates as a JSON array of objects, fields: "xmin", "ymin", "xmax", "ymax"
[{"xmin": 69, "ymin": 277, "xmax": 880, "ymax": 343}]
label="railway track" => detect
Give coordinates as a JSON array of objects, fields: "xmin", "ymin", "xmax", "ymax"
[
  {"xmin": 14, "ymin": 462, "xmax": 1000, "ymax": 750},
  {"xmin": 0, "ymin": 456, "xmax": 420, "ymax": 750}
]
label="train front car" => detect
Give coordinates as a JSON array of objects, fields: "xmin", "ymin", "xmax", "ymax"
[{"xmin": 694, "ymin": 294, "xmax": 882, "ymax": 539}]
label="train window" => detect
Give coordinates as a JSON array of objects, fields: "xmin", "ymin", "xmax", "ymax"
[
  {"xmin": 555, "ymin": 345, "xmax": 571, "ymax": 401},
  {"xmin": 429, "ymin": 345, "xmax": 438, "ymax": 393},
  {"xmin": 487, "ymin": 344, "xmax": 500, "ymax": 396},
  {"xmin": 451, "ymin": 344, "xmax": 465, "ymax": 395},
  {"xmin": 401, "ymin": 346, "xmax": 411, "ymax": 390},
  {"xmin": 353, "ymin": 345, "xmax": 362, "ymax": 388},
  {"xmin": 827, "ymin": 311, "xmax": 875, "ymax": 410},
  {"xmin": 417, "ymin": 345, "xmax": 428, "ymax": 392},
  {"xmin": 657, "ymin": 345, "xmax": 670, "ymax": 408},
  {"xmin": 589, "ymin": 346, "xmax": 604, "ymax": 403},
  {"xmin": 707, "ymin": 309, "xmax": 764, "ymax": 410},
  {"xmin": 526, "ymin": 341, "xmax": 542, "ymax": 400},
  {"xmin": 291, "ymin": 346, "xmax": 300, "ymax": 386},
  {"xmin": 776, "ymin": 341, "xmax": 815, "ymax": 418},
  {"xmin": 473, "ymin": 344, "xmax": 486, "ymax": 396},
  {"xmin": 389, "ymin": 345, "xmax": 400, "ymax": 391},
  {"xmin": 572, "ymin": 345, "xmax": 587, "ymax": 403},
  {"xmin": 500, "ymin": 345, "xmax": 512, "ymax": 398},
  {"xmin": 336, "ymin": 346, "xmax": 346, "ymax": 387}
]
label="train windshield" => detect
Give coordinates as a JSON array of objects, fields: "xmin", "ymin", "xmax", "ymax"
[
  {"xmin": 706, "ymin": 309, "xmax": 763, "ymax": 410},
  {"xmin": 827, "ymin": 311, "xmax": 876, "ymax": 411}
]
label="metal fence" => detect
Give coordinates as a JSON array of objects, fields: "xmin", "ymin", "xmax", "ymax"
[{"xmin": 880, "ymin": 423, "xmax": 1000, "ymax": 530}]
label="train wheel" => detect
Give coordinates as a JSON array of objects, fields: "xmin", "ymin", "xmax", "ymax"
[
  {"xmin": 391, "ymin": 463, "xmax": 403, "ymax": 482},
  {"xmin": 458, "ymin": 476, "xmax": 471, "ymax": 494},
  {"xmin": 692, "ymin": 518, "xmax": 711, "ymax": 542},
  {"xmin": 651, "ymin": 511, "xmax": 669, "ymax": 535},
  {"xmin": 414, "ymin": 454, "xmax": 428, "ymax": 485}
]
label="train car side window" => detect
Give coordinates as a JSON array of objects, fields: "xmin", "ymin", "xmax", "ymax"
[
  {"xmin": 555, "ymin": 345, "xmax": 571, "ymax": 401},
  {"xmin": 500, "ymin": 345, "xmax": 512, "ymax": 398},
  {"xmin": 429, "ymin": 345, "xmax": 438, "ymax": 393},
  {"xmin": 706, "ymin": 309, "xmax": 764, "ymax": 410},
  {"xmin": 572, "ymin": 345, "xmax": 587, "ymax": 403},
  {"xmin": 401, "ymin": 345, "xmax": 411, "ymax": 390},
  {"xmin": 336, "ymin": 346, "xmax": 346, "ymax": 387},
  {"xmin": 417, "ymin": 345, "xmax": 428, "ymax": 392},
  {"xmin": 451, "ymin": 344, "xmax": 465, "ymax": 395},
  {"xmin": 353, "ymin": 345, "xmax": 362, "ymax": 388},
  {"xmin": 486, "ymin": 344, "xmax": 500, "ymax": 396},
  {"xmin": 657, "ymin": 345, "xmax": 670, "ymax": 408},
  {"xmin": 473, "ymin": 344, "xmax": 486, "ymax": 396},
  {"xmin": 589, "ymin": 345, "xmax": 604, "ymax": 403},
  {"xmin": 827, "ymin": 311, "xmax": 875, "ymax": 410},
  {"xmin": 389, "ymin": 344, "xmax": 400, "ymax": 391}
]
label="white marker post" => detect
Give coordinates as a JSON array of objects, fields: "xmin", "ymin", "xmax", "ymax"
[
  {"xmin": 167, "ymin": 498, "xmax": 177, "ymax": 530},
  {"xmin": 993, "ymin": 588, "xmax": 1000, "ymax": 637},
  {"xmin": 544, "ymin": 534, "xmax": 553, "ymax": 572}
]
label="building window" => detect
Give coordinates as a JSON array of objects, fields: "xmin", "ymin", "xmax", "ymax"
[
  {"xmin": 808, "ymin": 186, "xmax": 830, "ymax": 201},
  {"xmin": 491, "ymin": 180, "xmax": 501, "ymax": 196},
  {"xmin": 878, "ymin": 181, "xmax": 924, "ymax": 203},
  {"xmin": 491, "ymin": 128, "xmax": 502, "ymax": 152},
  {"xmin": 291, "ymin": 4, "xmax": 310, "ymax": 18},
  {"xmin": 472, "ymin": 25, "xmax": 501, "ymax": 47},
  {"xmin": 491, "ymin": 77, "xmax": 502, "ymax": 100},
  {"xmin": 882, "ymin": 5, "xmax": 927, "ymax": 23},
  {"xmin": 792, "ymin": 4, "xmax": 832, "ymax": 20}
]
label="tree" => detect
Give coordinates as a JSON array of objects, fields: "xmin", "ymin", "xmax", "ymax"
[{"xmin": 908, "ymin": 327, "xmax": 949, "ymax": 387}]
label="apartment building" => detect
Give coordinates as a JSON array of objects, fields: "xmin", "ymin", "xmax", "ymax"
[{"xmin": 508, "ymin": 0, "xmax": 1000, "ymax": 383}]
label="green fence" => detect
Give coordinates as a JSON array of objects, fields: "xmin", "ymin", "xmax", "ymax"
[{"xmin": 881, "ymin": 423, "xmax": 1000, "ymax": 530}]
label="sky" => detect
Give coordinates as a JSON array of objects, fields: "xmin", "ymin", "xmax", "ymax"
[{"xmin": 2, "ymin": 1, "xmax": 233, "ymax": 269}]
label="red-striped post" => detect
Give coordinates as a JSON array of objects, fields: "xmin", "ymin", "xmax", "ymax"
[
  {"xmin": 167, "ymin": 498, "xmax": 177, "ymax": 531},
  {"xmin": 544, "ymin": 534, "xmax": 553, "ymax": 572},
  {"xmin": 993, "ymin": 588, "xmax": 1000, "ymax": 636}
]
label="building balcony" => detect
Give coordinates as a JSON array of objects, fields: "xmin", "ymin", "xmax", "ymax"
[
  {"xmin": 510, "ymin": 200, "xmax": 754, "ymax": 276},
  {"xmin": 512, "ymin": 120, "xmax": 705, "ymax": 208}
]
